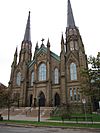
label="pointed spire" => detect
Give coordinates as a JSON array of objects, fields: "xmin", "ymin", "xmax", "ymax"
[
  {"xmin": 61, "ymin": 33, "xmax": 64, "ymax": 44},
  {"xmin": 12, "ymin": 47, "xmax": 18, "ymax": 66},
  {"xmin": 61, "ymin": 33, "xmax": 65, "ymax": 53},
  {"xmin": 23, "ymin": 11, "xmax": 31, "ymax": 42},
  {"xmin": 14, "ymin": 47, "xmax": 18, "ymax": 56},
  {"xmin": 47, "ymin": 38, "xmax": 50, "ymax": 48},
  {"xmin": 35, "ymin": 42, "xmax": 39, "ymax": 50},
  {"xmin": 67, "ymin": 0, "xmax": 75, "ymax": 28}
]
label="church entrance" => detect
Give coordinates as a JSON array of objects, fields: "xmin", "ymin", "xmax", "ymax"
[
  {"xmin": 54, "ymin": 93, "xmax": 60, "ymax": 106},
  {"xmin": 92, "ymin": 97, "xmax": 99, "ymax": 111},
  {"xmin": 29, "ymin": 94, "xmax": 33, "ymax": 107},
  {"xmin": 39, "ymin": 91, "xmax": 45, "ymax": 107}
]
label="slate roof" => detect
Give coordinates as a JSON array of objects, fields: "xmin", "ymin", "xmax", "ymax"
[{"xmin": 28, "ymin": 45, "xmax": 60, "ymax": 68}]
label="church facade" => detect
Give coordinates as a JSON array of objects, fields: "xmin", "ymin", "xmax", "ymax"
[{"xmin": 9, "ymin": 0, "xmax": 88, "ymax": 108}]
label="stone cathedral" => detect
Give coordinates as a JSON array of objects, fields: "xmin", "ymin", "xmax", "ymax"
[{"xmin": 9, "ymin": 0, "xmax": 88, "ymax": 108}]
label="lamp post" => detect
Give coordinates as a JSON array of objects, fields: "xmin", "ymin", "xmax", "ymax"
[
  {"xmin": 38, "ymin": 97, "xmax": 40, "ymax": 122},
  {"xmin": 82, "ymin": 98, "xmax": 87, "ymax": 122}
]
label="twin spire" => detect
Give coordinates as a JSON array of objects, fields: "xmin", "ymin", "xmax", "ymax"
[
  {"xmin": 23, "ymin": 0, "xmax": 75, "ymax": 43},
  {"xmin": 67, "ymin": 0, "xmax": 75, "ymax": 28},
  {"xmin": 23, "ymin": 11, "xmax": 31, "ymax": 43}
]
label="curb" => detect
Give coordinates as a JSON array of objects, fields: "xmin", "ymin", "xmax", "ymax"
[{"xmin": 0, "ymin": 122, "xmax": 100, "ymax": 131}]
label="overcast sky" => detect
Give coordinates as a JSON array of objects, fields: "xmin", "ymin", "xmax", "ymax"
[{"xmin": 0, "ymin": 0, "xmax": 100, "ymax": 86}]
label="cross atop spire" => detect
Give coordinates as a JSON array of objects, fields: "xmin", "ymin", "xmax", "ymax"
[
  {"xmin": 23, "ymin": 11, "xmax": 31, "ymax": 42},
  {"xmin": 41, "ymin": 38, "xmax": 45, "ymax": 44},
  {"xmin": 67, "ymin": 0, "xmax": 75, "ymax": 28}
]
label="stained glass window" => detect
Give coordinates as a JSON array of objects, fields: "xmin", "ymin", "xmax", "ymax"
[
  {"xmin": 70, "ymin": 63, "xmax": 77, "ymax": 80},
  {"xmin": 70, "ymin": 88, "xmax": 73, "ymax": 100},
  {"xmin": 54, "ymin": 68, "xmax": 59, "ymax": 84},
  {"xmin": 16, "ymin": 72, "xmax": 21, "ymax": 86},
  {"xmin": 31, "ymin": 71, "xmax": 34, "ymax": 86},
  {"xmin": 38, "ymin": 63, "xmax": 46, "ymax": 81}
]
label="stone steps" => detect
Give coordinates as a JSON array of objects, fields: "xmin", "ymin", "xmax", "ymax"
[{"xmin": 0, "ymin": 107, "xmax": 53, "ymax": 117}]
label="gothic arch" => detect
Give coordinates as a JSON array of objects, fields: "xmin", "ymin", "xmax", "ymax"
[
  {"xmin": 66, "ymin": 54, "xmax": 79, "ymax": 81},
  {"xmin": 38, "ymin": 63, "xmax": 46, "ymax": 81},
  {"xmin": 66, "ymin": 52, "xmax": 79, "ymax": 66},
  {"xmin": 29, "ymin": 94, "xmax": 33, "ymax": 107},
  {"xmin": 38, "ymin": 91, "xmax": 45, "ymax": 107},
  {"xmin": 54, "ymin": 67, "xmax": 59, "ymax": 84},
  {"xmin": 14, "ymin": 68, "xmax": 23, "ymax": 86},
  {"xmin": 16, "ymin": 71, "xmax": 21, "ymax": 86},
  {"xmin": 54, "ymin": 93, "xmax": 60, "ymax": 106},
  {"xmin": 70, "ymin": 62, "xmax": 77, "ymax": 80},
  {"xmin": 31, "ymin": 71, "xmax": 34, "ymax": 86}
]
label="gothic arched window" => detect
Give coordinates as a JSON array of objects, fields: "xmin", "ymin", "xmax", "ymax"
[
  {"xmin": 31, "ymin": 71, "xmax": 34, "ymax": 86},
  {"xmin": 73, "ymin": 29, "xmax": 77, "ymax": 35},
  {"xmin": 70, "ymin": 63, "xmax": 77, "ymax": 80},
  {"xmin": 16, "ymin": 72, "xmax": 21, "ymax": 86},
  {"xmin": 73, "ymin": 88, "xmax": 77, "ymax": 100},
  {"xmin": 69, "ymin": 29, "xmax": 73, "ymax": 35},
  {"xmin": 70, "ymin": 41, "xmax": 74, "ymax": 51},
  {"xmin": 38, "ymin": 63, "xmax": 46, "ymax": 81},
  {"xmin": 70, "ymin": 88, "xmax": 73, "ymax": 101},
  {"xmin": 54, "ymin": 68, "xmax": 59, "ymax": 84},
  {"xmin": 75, "ymin": 41, "xmax": 78, "ymax": 50}
]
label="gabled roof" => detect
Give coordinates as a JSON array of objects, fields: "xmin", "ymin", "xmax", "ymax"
[
  {"xmin": 66, "ymin": 51, "xmax": 79, "ymax": 64},
  {"xmin": 0, "ymin": 83, "xmax": 7, "ymax": 89},
  {"xmin": 51, "ymin": 51, "xmax": 60, "ymax": 61},
  {"xmin": 36, "ymin": 45, "xmax": 47, "ymax": 55},
  {"xmin": 28, "ymin": 45, "xmax": 60, "ymax": 68}
]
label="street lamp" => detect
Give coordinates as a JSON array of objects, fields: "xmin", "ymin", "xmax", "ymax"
[{"xmin": 38, "ymin": 97, "xmax": 40, "ymax": 122}]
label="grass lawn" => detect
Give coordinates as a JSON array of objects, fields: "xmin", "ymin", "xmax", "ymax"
[
  {"xmin": 49, "ymin": 113, "xmax": 100, "ymax": 122},
  {"xmin": 0, "ymin": 120, "xmax": 100, "ymax": 129}
]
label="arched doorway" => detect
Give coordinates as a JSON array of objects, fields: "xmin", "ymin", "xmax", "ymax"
[
  {"xmin": 93, "ymin": 97, "xmax": 99, "ymax": 111},
  {"xmin": 29, "ymin": 94, "xmax": 33, "ymax": 107},
  {"xmin": 39, "ymin": 91, "xmax": 45, "ymax": 107},
  {"xmin": 54, "ymin": 93, "xmax": 60, "ymax": 106}
]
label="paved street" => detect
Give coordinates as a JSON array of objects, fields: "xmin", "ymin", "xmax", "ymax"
[{"xmin": 0, "ymin": 125, "xmax": 100, "ymax": 133}]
